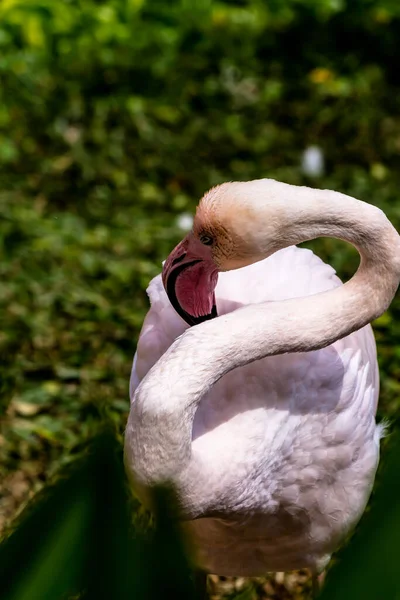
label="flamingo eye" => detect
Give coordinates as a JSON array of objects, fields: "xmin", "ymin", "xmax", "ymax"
[{"xmin": 200, "ymin": 234, "xmax": 214, "ymax": 246}]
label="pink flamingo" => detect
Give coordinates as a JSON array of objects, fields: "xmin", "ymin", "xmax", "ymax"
[{"xmin": 125, "ymin": 179, "xmax": 400, "ymax": 593}]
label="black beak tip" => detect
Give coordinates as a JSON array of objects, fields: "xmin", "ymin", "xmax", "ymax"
[{"xmin": 187, "ymin": 303, "xmax": 218, "ymax": 327}]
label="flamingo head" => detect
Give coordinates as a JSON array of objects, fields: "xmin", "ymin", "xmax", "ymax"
[{"xmin": 162, "ymin": 181, "xmax": 276, "ymax": 326}]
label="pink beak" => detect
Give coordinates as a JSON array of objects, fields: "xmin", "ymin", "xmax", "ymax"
[{"xmin": 162, "ymin": 236, "xmax": 218, "ymax": 326}]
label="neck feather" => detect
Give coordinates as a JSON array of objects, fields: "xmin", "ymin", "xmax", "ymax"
[{"xmin": 126, "ymin": 181, "xmax": 400, "ymax": 509}]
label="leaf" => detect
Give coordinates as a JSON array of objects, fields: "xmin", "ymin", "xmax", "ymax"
[
  {"xmin": 0, "ymin": 431, "xmax": 199, "ymax": 600},
  {"xmin": 320, "ymin": 433, "xmax": 400, "ymax": 599},
  {"xmin": 0, "ymin": 453, "xmax": 91, "ymax": 600}
]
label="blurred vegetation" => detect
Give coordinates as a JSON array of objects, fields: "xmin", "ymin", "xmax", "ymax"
[
  {"xmin": 0, "ymin": 432, "xmax": 200, "ymax": 600},
  {"xmin": 1, "ymin": 0, "xmax": 400, "ymax": 597}
]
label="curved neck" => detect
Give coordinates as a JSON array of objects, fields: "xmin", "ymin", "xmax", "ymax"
[{"xmin": 127, "ymin": 184, "xmax": 400, "ymax": 495}]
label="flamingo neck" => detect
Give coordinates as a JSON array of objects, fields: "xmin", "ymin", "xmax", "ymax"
[{"xmin": 126, "ymin": 182, "xmax": 400, "ymax": 506}]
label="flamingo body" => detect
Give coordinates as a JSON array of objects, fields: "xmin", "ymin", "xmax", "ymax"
[{"xmin": 129, "ymin": 246, "xmax": 381, "ymax": 575}]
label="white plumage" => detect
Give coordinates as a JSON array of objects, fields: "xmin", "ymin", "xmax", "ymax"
[{"xmin": 128, "ymin": 245, "xmax": 381, "ymax": 576}]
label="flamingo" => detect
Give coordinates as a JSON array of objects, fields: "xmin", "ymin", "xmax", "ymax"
[{"xmin": 124, "ymin": 179, "xmax": 400, "ymax": 594}]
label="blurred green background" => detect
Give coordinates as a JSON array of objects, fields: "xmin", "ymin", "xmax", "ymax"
[{"xmin": 1, "ymin": 0, "xmax": 400, "ymax": 598}]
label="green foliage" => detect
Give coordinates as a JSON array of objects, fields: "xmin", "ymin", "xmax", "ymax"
[
  {"xmin": 0, "ymin": 431, "xmax": 198, "ymax": 600},
  {"xmin": 1, "ymin": 0, "xmax": 400, "ymax": 597},
  {"xmin": 320, "ymin": 431, "xmax": 400, "ymax": 599}
]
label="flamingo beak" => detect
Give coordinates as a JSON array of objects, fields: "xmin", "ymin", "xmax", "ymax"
[{"xmin": 162, "ymin": 237, "xmax": 218, "ymax": 327}]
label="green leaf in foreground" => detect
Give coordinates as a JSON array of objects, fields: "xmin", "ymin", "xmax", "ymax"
[
  {"xmin": 0, "ymin": 431, "xmax": 198, "ymax": 600},
  {"xmin": 320, "ymin": 433, "xmax": 400, "ymax": 599}
]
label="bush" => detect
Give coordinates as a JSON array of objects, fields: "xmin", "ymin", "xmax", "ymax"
[{"xmin": 1, "ymin": 1, "xmax": 400, "ymax": 596}]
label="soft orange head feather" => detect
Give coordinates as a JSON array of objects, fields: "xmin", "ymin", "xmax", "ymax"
[{"xmin": 193, "ymin": 182, "xmax": 275, "ymax": 270}]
